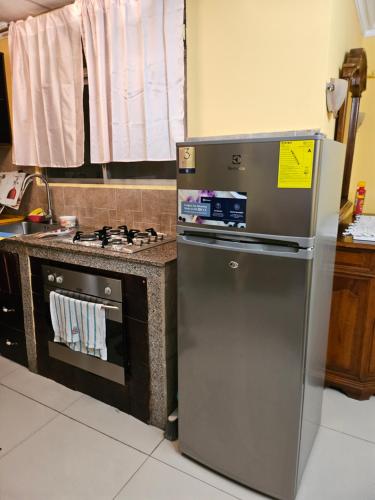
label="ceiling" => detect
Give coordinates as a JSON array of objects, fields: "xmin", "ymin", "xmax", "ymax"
[
  {"xmin": 1, "ymin": 0, "xmax": 374, "ymax": 35},
  {"xmin": 0, "ymin": 0, "xmax": 74, "ymax": 23},
  {"xmin": 1, "ymin": 1, "xmax": 373, "ymax": 35},
  {"xmin": 356, "ymin": 0, "xmax": 375, "ymax": 36}
]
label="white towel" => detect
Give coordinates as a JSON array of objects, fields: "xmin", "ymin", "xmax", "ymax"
[
  {"xmin": 50, "ymin": 291, "xmax": 107, "ymax": 361},
  {"xmin": 0, "ymin": 171, "xmax": 27, "ymax": 209}
]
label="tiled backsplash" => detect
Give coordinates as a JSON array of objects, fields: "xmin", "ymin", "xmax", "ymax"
[
  {"xmin": 0, "ymin": 145, "xmax": 177, "ymax": 234},
  {"xmin": 56, "ymin": 186, "xmax": 177, "ymax": 234},
  {"xmin": 7, "ymin": 184, "xmax": 177, "ymax": 234}
]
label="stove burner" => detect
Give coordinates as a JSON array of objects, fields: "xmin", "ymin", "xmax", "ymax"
[
  {"xmin": 73, "ymin": 231, "xmax": 98, "ymax": 242},
  {"xmin": 146, "ymin": 227, "xmax": 157, "ymax": 237},
  {"xmin": 105, "ymin": 225, "xmax": 129, "ymax": 237},
  {"xmin": 94, "ymin": 229, "xmax": 108, "ymax": 241},
  {"xmin": 101, "ymin": 237, "xmax": 124, "ymax": 248},
  {"xmin": 134, "ymin": 232, "xmax": 151, "ymax": 243},
  {"xmin": 128, "ymin": 229, "xmax": 140, "ymax": 240},
  {"xmin": 132, "ymin": 237, "xmax": 144, "ymax": 246},
  {"xmin": 71, "ymin": 225, "xmax": 170, "ymax": 253}
]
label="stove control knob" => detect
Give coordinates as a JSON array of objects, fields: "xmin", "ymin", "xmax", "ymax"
[
  {"xmin": 48, "ymin": 274, "xmax": 55, "ymax": 283},
  {"xmin": 56, "ymin": 276, "xmax": 64, "ymax": 284},
  {"xmin": 104, "ymin": 287, "xmax": 112, "ymax": 296}
]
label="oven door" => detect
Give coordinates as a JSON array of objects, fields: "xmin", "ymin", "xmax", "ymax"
[{"xmin": 44, "ymin": 288, "xmax": 125, "ymax": 385}]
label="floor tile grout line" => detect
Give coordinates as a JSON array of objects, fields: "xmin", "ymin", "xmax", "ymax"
[
  {"xmin": 62, "ymin": 393, "xmax": 85, "ymax": 412},
  {"xmin": 7, "ymin": 378, "xmax": 373, "ymax": 498},
  {"xmin": 9, "ymin": 376, "xmax": 375, "ymax": 459},
  {"xmin": 4, "ymin": 375, "xmax": 370, "ymax": 499},
  {"xmin": 3, "ymin": 375, "xmax": 374, "ymax": 464},
  {"xmin": 149, "ymin": 435, "xmax": 165, "ymax": 456},
  {"xmin": 150, "ymin": 455, "xmax": 242, "ymax": 500},
  {"xmin": 0, "ymin": 366, "xmax": 23, "ymax": 382},
  {"xmin": 112, "ymin": 454, "xmax": 150, "ymax": 499},
  {"xmin": 0, "ymin": 412, "xmax": 60, "ymax": 463},
  {"xmin": 60, "ymin": 412, "xmax": 151, "ymax": 456},
  {"xmin": 320, "ymin": 422, "xmax": 375, "ymax": 446},
  {"xmin": 1, "ymin": 375, "xmax": 238, "ymax": 499},
  {"xmin": 0, "ymin": 380, "xmax": 81, "ymax": 415},
  {"xmin": 0, "ymin": 381, "xmax": 157, "ymax": 456}
]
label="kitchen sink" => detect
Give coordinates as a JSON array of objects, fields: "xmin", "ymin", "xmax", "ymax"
[{"xmin": 0, "ymin": 221, "xmax": 59, "ymax": 235}]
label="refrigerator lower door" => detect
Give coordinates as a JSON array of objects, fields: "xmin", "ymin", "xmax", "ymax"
[{"xmin": 178, "ymin": 234, "xmax": 312, "ymax": 500}]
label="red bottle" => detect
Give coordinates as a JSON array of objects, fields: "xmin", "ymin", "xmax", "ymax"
[{"xmin": 354, "ymin": 181, "xmax": 366, "ymax": 215}]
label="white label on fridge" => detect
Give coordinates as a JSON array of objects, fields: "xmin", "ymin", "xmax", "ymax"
[{"xmin": 178, "ymin": 189, "xmax": 247, "ymax": 228}]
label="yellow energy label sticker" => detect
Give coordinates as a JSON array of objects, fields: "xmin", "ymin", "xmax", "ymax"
[
  {"xmin": 178, "ymin": 146, "xmax": 196, "ymax": 174},
  {"xmin": 278, "ymin": 140, "xmax": 315, "ymax": 188}
]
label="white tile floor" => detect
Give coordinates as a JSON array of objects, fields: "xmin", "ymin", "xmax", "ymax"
[{"xmin": 0, "ymin": 355, "xmax": 374, "ymax": 500}]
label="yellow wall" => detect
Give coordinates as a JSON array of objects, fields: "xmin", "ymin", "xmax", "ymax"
[
  {"xmin": 350, "ymin": 37, "xmax": 375, "ymax": 211},
  {"xmin": 0, "ymin": 37, "xmax": 13, "ymax": 171},
  {"xmin": 186, "ymin": 0, "xmax": 363, "ymax": 139}
]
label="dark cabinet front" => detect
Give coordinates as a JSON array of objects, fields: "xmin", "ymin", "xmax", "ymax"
[{"xmin": 0, "ymin": 251, "xmax": 27, "ymax": 366}]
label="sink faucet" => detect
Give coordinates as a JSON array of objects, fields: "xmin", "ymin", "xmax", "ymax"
[{"xmin": 21, "ymin": 174, "xmax": 53, "ymax": 223}]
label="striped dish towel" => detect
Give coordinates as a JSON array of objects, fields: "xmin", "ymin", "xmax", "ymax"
[{"xmin": 50, "ymin": 291, "xmax": 107, "ymax": 361}]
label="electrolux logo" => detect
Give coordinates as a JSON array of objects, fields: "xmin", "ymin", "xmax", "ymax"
[{"xmin": 228, "ymin": 154, "xmax": 246, "ymax": 171}]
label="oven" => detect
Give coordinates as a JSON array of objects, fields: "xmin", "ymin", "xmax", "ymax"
[
  {"xmin": 42, "ymin": 264, "xmax": 125, "ymax": 385},
  {"xmin": 32, "ymin": 259, "xmax": 150, "ymax": 422}
]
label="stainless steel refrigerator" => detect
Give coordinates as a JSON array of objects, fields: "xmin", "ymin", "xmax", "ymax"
[{"xmin": 176, "ymin": 132, "xmax": 345, "ymax": 500}]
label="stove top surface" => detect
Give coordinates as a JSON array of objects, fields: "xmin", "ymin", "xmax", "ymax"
[{"xmin": 59, "ymin": 225, "xmax": 175, "ymax": 254}]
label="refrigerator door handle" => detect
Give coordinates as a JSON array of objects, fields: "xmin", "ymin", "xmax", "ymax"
[{"xmin": 177, "ymin": 234, "xmax": 314, "ymax": 260}]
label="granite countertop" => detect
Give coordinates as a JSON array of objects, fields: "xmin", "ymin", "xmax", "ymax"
[{"xmin": 1, "ymin": 230, "xmax": 177, "ymax": 267}]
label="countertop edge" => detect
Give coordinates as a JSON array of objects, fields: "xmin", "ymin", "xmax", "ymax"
[{"xmin": 0, "ymin": 235, "xmax": 177, "ymax": 267}]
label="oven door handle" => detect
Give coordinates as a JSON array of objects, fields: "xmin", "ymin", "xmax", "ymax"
[
  {"xmin": 100, "ymin": 304, "xmax": 119, "ymax": 311},
  {"xmin": 53, "ymin": 289, "xmax": 120, "ymax": 310}
]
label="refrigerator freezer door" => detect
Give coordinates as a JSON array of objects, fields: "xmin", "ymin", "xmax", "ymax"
[
  {"xmin": 178, "ymin": 238, "xmax": 311, "ymax": 500},
  {"xmin": 177, "ymin": 139, "xmax": 320, "ymax": 239}
]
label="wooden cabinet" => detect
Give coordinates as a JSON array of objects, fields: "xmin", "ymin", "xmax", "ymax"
[
  {"xmin": 0, "ymin": 250, "xmax": 27, "ymax": 366},
  {"xmin": 325, "ymin": 238, "xmax": 375, "ymax": 399}
]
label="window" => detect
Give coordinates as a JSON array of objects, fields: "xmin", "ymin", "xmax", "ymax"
[
  {"xmin": 45, "ymin": 4, "xmax": 187, "ymax": 186},
  {"xmin": 46, "ymin": 84, "xmax": 177, "ymax": 184}
]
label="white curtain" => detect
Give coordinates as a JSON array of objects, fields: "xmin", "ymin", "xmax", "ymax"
[
  {"xmin": 79, "ymin": 0, "xmax": 185, "ymax": 163},
  {"xmin": 9, "ymin": 4, "xmax": 84, "ymax": 168}
]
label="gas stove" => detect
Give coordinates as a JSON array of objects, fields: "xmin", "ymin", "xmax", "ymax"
[{"xmin": 60, "ymin": 225, "xmax": 174, "ymax": 253}]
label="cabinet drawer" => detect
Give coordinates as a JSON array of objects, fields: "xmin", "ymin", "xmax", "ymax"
[
  {"xmin": 335, "ymin": 249, "xmax": 373, "ymax": 270},
  {"xmin": 0, "ymin": 295, "xmax": 24, "ymax": 331},
  {"xmin": 0, "ymin": 326, "xmax": 28, "ymax": 367}
]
